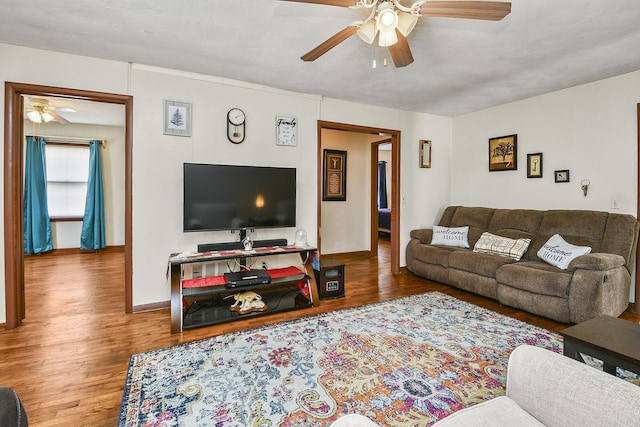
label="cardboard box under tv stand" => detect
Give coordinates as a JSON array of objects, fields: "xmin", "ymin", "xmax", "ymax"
[{"xmin": 169, "ymin": 244, "xmax": 316, "ymax": 333}]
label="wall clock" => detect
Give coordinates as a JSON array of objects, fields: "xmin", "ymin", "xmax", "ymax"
[
  {"xmin": 276, "ymin": 116, "xmax": 297, "ymax": 146},
  {"xmin": 227, "ymin": 108, "xmax": 245, "ymax": 144}
]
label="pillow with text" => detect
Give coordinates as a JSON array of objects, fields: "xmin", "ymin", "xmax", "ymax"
[
  {"xmin": 431, "ymin": 225, "xmax": 470, "ymax": 248},
  {"xmin": 537, "ymin": 233, "xmax": 591, "ymax": 270}
]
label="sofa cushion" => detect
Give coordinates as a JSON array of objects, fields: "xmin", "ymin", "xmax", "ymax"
[
  {"xmin": 432, "ymin": 225, "xmax": 470, "ymax": 248},
  {"xmin": 431, "ymin": 396, "xmax": 544, "ymax": 427},
  {"xmin": 496, "ymin": 261, "xmax": 572, "ymax": 298},
  {"xmin": 410, "ymin": 243, "xmax": 463, "ymax": 268},
  {"xmin": 450, "ymin": 250, "xmax": 515, "ymax": 277},
  {"xmin": 537, "ymin": 234, "xmax": 591, "ymax": 270},
  {"xmin": 441, "ymin": 206, "xmax": 495, "ymax": 248},
  {"xmin": 473, "ymin": 232, "xmax": 531, "ymax": 261},
  {"xmin": 529, "ymin": 210, "xmax": 607, "ymax": 259}
]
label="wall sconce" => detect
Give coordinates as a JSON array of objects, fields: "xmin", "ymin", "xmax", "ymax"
[{"xmin": 581, "ymin": 179, "xmax": 590, "ymax": 197}]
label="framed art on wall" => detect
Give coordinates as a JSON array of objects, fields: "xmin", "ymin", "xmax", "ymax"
[
  {"xmin": 276, "ymin": 116, "xmax": 297, "ymax": 146},
  {"xmin": 164, "ymin": 100, "xmax": 191, "ymax": 137},
  {"xmin": 555, "ymin": 170, "xmax": 570, "ymax": 183},
  {"xmin": 489, "ymin": 134, "xmax": 517, "ymax": 171},
  {"xmin": 419, "ymin": 140, "xmax": 431, "ymax": 168},
  {"xmin": 322, "ymin": 149, "xmax": 347, "ymax": 201},
  {"xmin": 527, "ymin": 153, "xmax": 543, "ymax": 178}
]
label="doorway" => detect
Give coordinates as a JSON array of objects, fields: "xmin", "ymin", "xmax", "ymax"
[
  {"xmin": 317, "ymin": 120, "xmax": 401, "ymax": 274},
  {"xmin": 4, "ymin": 82, "xmax": 133, "ymax": 330}
]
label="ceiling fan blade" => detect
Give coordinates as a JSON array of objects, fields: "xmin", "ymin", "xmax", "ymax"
[
  {"xmin": 278, "ymin": 0, "xmax": 356, "ymax": 7},
  {"xmin": 420, "ymin": 1, "xmax": 511, "ymax": 21},
  {"xmin": 49, "ymin": 111, "xmax": 70, "ymax": 124},
  {"xmin": 388, "ymin": 31, "xmax": 414, "ymax": 68},
  {"xmin": 301, "ymin": 25, "xmax": 358, "ymax": 62}
]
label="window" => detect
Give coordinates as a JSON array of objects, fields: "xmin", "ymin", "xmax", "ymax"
[{"xmin": 45, "ymin": 143, "xmax": 89, "ymax": 220}]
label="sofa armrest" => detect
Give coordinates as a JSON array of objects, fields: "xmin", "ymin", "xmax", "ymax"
[
  {"xmin": 567, "ymin": 253, "xmax": 625, "ymax": 271},
  {"xmin": 410, "ymin": 229, "xmax": 433, "ymax": 244},
  {"xmin": 506, "ymin": 345, "xmax": 640, "ymax": 427}
]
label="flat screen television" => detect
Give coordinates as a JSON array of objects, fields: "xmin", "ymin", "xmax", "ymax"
[{"xmin": 183, "ymin": 163, "xmax": 296, "ymax": 232}]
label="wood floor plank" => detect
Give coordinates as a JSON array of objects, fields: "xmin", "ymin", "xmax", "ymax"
[{"xmin": 0, "ymin": 241, "xmax": 638, "ymax": 426}]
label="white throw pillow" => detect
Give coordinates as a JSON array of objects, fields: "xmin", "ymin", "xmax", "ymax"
[
  {"xmin": 431, "ymin": 225, "xmax": 470, "ymax": 248},
  {"xmin": 473, "ymin": 232, "xmax": 531, "ymax": 261},
  {"xmin": 537, "ymin": 234, "xmax": 591, "ymax": 270}
]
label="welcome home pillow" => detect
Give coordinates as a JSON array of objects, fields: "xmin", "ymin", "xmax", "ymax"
[
  {"xmin": 431, "ymin": 225, "xmax": 470, "ymax": 248},
  {"xmin": 473, "ymin": 232, "xmax": 531, "ymax": 261},
  {"xmin": 537, "ymin": 234, "xmax": 592, "ymax": 270}
]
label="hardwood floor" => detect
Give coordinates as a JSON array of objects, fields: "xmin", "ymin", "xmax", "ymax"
[{"xmin": 1, "ymin": 242, "xmax": 639, "ymax": 426}]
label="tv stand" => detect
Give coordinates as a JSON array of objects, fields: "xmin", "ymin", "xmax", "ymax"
[{"xmin": 169, "ymin": 245, "xmax": 317, "ymax": 333}]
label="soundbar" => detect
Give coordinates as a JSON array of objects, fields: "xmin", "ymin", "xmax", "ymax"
[{"xmin": 198, "ymin": 238, "xmax": 288, "ymax": 253}]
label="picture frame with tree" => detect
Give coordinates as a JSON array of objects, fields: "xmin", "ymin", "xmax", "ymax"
[
  {"xmin": 489, "ymin": 134, "xmax": 517, "ymax": 171},
  {"xmin": 164, "ymin": 100, "xmax": 192, "ymax": 137}
]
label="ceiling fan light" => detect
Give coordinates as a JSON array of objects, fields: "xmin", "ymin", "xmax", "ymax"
[
  {"xmin": 378, "ymin": 29, "xmax": 398, "ymax": 47},
  {"xmin": 357, "ymin": 19, "xmax": 378, "ymax": 44},
  {"xmin": 41, "ymin": 112, "xmax": 54, "ymax": 123},
  {"xmin": 376, "ymin": 3, "xmax": 398, "ymax": 33},
  {"xmin": 27, "ymin": 110, "xmax": 42, "ymax": 123},
  {"xmin": 397, "ymin": 11, "xmax": 418, "ymax": 37}
]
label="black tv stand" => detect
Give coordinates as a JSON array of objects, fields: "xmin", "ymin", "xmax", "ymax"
[{"xmin": 198, "ymin": 238, "xmax": 288, "ymax": 253}]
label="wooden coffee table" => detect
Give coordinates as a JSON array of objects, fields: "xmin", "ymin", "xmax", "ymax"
[{"xmin": 560, "ymin": 315, "xmax": 640, "ymax": 375}]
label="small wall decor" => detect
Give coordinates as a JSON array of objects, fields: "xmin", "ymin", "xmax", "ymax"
[
  {"xmin": 419, "ymin": 140, "xmax": 431, "ymax": 168},
  {"xmin": 322, "ymin": 149, "xmax": 347, "ymax": 201},
  {"xmin": 527, "ymin": 153, "xmax": 543, "ymax": 178},
  {"xmin": 555, "ymin": 169, "xmax": 570, "ymax": 183},
  {"xmin": 489, "ymin": 134, "xmax": 517, "ymax": 171},
  {"xmin": 581, "ymin": 179, "xmax": 590, "ymax": 196},
  {"xmin": 163, "ymin": 100, "xmax": 191, "ymax": 137},
  {"xmin": 227, "ymin": 108, "xmax": 246, "ymax": 144},
  {"xmin": 276, "ymin": 116, "xmax": 297, "ymax": 146}
]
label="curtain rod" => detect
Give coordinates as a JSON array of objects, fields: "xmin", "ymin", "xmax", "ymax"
[{"xmin": 25, "ymin": 135, "xmax": 106, "ymax": 145}]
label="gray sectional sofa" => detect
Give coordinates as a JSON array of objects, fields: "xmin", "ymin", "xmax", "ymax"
[{"xmin": 406, "ymin": 206, "xmax": 639, "ymax": 323}]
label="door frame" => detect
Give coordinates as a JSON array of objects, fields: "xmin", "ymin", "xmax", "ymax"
[
  {"xmin": 4, "ymin": 82, "xmax": 133, "ymax": 329},
  {"xmin": 370, "ymin": 138, "xmax": 392, "ymax": 252},
  {"xmin": 317, "ymin": 121, "xmax": 401, "ymax": 274}
]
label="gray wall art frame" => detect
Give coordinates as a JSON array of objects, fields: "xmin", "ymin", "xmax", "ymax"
[{"xmin": 164, "ymin": 100, "xmax": 192, "ymax": 137}]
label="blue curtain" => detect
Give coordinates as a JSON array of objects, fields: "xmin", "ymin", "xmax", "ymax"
[
  {"xmin": 80, "ymin": 140, "xmax": 106, "ymax": 250},
  {"xmin": 24, "ymin": 136, "xmax": 53, "ymax": 254},
  {"xmin": 378, "ymin": 161, "xmax": 388, "ymax": 209}
]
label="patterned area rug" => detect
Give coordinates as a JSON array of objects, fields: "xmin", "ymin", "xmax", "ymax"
[{"xmin": 120, "ymin": 292, "xmax": 565, "ymax": 426}]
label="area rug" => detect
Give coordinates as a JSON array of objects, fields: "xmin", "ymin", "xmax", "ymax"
[{"xmin": 119, "ymin": 291, "xmax": 564, "ymax": 426}]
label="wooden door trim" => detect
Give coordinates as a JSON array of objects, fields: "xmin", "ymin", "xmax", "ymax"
[
  {"xmin": 317, "ymin": 120, "xmax": 401, "ymax": 274},
  {"xmin": 370, "ymin": 138, "xmax": 392, "ymax": 254},
  {"xmin": 4, "ymin": 82, "xmax": 133, "ymax": 329}
]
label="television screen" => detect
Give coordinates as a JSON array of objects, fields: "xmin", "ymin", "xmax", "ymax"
[{"xmin": 183, "ymin": 163, "xmax": 297, "ymax": 232}]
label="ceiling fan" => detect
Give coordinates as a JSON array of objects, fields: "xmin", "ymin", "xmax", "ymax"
[
  {"xmin": 280, "ymin": 0, "xmax": 512, "ymax": 67},
  {"xmin": 24, "ymin": 97, "xmax": 75, "ymax": 124}
]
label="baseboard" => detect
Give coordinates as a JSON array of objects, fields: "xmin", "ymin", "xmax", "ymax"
[
  {"xmin": 24, "ymin": 245, "xmax": 125, "ymax": 257},
  {"xmin": 132, "ymin": 300, "xmax": 170, "ymax": 313}
]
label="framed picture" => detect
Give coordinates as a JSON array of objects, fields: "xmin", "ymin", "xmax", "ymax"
[
  {"xmin": 276, "ymin": 116, "xmax": 297, "ymax": 146},
  {"xmin": 419, "ymin": 140, "xmax": 431, "ymax": 168},
  {"xmin": 164, "ymin": 100, "xmax": 191, "ymax": 137},
  {"xmin": 527, "ymin": 153, "xmax": 543, "ymax": 178},
  {"xmin": 489, "ymin": 134, "xmax": 517, "ymax": 171},
  {"xmin": 555, "ymin": 169, "xmax": 570, "ymax": 183},
  {"xmin": 322, "ymin": 149, "xmax": 347, "ymax": 201}
]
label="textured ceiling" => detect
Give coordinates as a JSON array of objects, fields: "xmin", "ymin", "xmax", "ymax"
[{"xmin": 2, "ymin": 0, "xmax": 640, "ymax": 118}]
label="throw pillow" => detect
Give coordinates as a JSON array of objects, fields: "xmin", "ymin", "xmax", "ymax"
[
  {"xmin": 473, "ymin": 232, "xmax": 531, "ymax": 261},
  {"xmin": 431, "ymin": 225, "xmax": 470, "ymax": 248},
  {"xmin": 537, "ymin": 234, "xmax": 592, "ymax": 270}
]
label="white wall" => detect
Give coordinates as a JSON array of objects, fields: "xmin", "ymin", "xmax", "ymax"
[
  {"xmin": 24, "ymin": 121, "xmax": 126, "ymax": 249},
  {"xmin": 321, "ymin": 129, "xmax": 372, "ymax": 254},
  {"xmin": 452, "ymin": 71, "xmax": 640, "ymax": 215}
]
